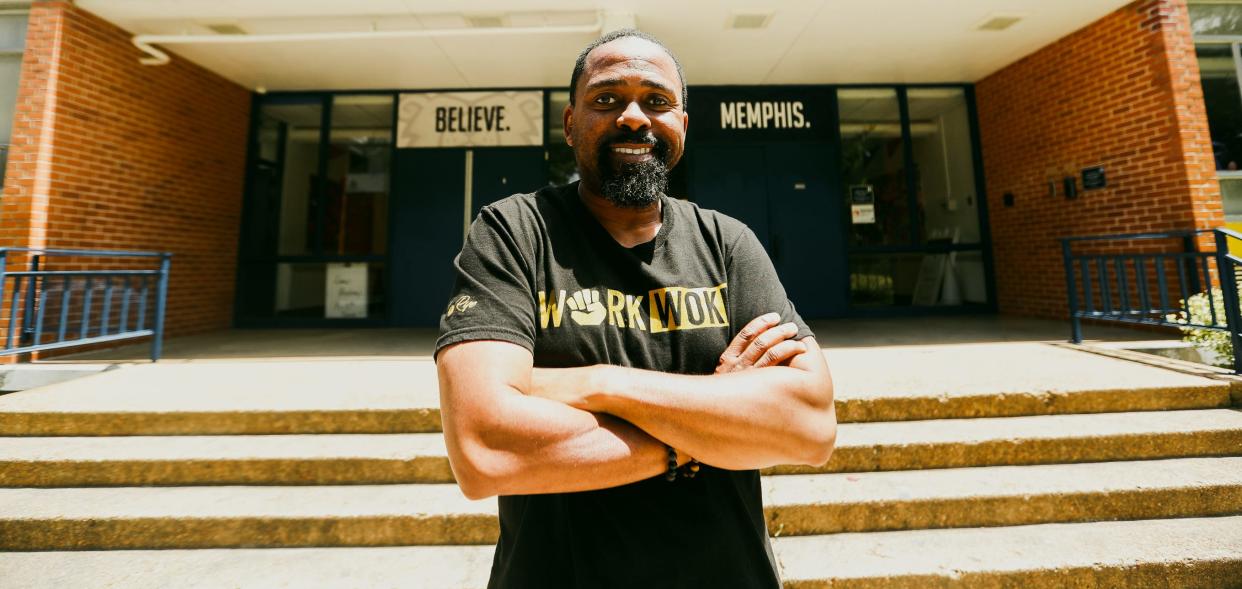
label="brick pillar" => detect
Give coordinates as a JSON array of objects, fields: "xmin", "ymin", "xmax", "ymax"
[
  {"xmin": 976, "ymin": 0, "xmax": 1223, "ymax": 319},
  {"xmin": 0, "ymin": 1, "xmax": 251, "ymax": 344}
]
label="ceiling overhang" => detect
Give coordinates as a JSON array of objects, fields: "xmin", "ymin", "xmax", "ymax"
[{"xmin": 77, "ymin": 0, "xmax": 1134, "ymax": 92}]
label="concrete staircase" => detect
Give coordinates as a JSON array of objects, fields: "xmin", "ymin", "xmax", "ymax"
[{"xmin": 1, "ymin": 343, "xmax": 1241, "ymax": 587}]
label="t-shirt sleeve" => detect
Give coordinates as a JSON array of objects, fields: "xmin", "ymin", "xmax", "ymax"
[
  {"xmin": 725, "ymin": 226, "xmax": 815, "ymax": 341},
  {"xmin": 435, "ymin": 205, "xmax": 537, "ymax": 358}
]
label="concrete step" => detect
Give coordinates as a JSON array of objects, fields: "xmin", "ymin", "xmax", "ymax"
[
  {"xmin": 0, "ymin": 352, "xmax": 1231, "ymax": 435},
  {"xmin": 762, "ymin": 456, "xmax": 1242, "ymax": 536},
  {"xmin": 4, "ymin": 409, "xmax": 1241, "ymax": 486},
  {"xmin": 2, "ymin": 457, "xmax": 1239, "ymax": 550},
  {"xmin": 773, "ymin": 515, "xmax": 1242, "ymax": 589},
  {"xmin": 1, "ymin": 516, "xmax": 1239, "ymax": 588}
]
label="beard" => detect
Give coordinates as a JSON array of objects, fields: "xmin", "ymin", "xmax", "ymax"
[{"xmin": 596, "ymin": 131, "xmax": 671, "ymax": 209}]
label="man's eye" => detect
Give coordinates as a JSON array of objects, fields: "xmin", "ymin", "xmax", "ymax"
[
  {"xmin": 594, "ymin": 95, "xmax": 617, "ymax": 105},
  {"xmin": 649, "ymin": 96, "xmax": 670, "ymax": 106}
]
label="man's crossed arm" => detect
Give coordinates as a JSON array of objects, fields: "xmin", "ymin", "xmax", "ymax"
[{"xmin": 435, "ymin": 313, "xmax": 836, "ymax": 500}]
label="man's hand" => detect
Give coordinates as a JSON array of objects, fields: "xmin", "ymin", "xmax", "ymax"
[{"xmin": 715, "ymin": 312, "xmax": 807, "ymax": 374}]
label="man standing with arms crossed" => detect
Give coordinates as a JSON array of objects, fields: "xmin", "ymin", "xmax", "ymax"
[{"xmin": 435, "ymin": 29, "xmax": 836, "ymax": 588}]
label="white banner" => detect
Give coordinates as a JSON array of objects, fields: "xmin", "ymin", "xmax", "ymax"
[{"xmin": 397, "ymin": 91, "xmax": 543, "ymax": 148}]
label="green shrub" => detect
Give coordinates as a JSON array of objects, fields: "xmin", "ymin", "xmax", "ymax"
[{"xmin": 1166, "ymin": 288, "xmax": 1234, "ymax": 368}]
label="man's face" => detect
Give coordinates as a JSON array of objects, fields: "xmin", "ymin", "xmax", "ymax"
[{"xmin": 565, "ymin": 37, "xmax": 689, "ymax": 207}]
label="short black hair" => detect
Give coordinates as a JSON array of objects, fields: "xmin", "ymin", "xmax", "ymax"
[{"xmin": 568, "ymin": 28, "xmax": 687, "ymax": 108}]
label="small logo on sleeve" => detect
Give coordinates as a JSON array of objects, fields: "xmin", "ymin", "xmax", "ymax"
[{"xmin": 445, "ymin": 295, "xmax": 478, "ymax": 317}]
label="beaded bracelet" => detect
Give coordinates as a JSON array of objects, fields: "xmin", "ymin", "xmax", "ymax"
[
  {"xmin": 681, "ymin": 458, "xmax": 701, "ymax": 479},
  {"xmin": 664, "ymin": 446, "xmax": 702, "ymax": 481}
]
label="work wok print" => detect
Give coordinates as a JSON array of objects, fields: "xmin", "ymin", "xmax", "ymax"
[{"xmin": 537, "ymin": 284, "xmax": 730, "ymax": 334}]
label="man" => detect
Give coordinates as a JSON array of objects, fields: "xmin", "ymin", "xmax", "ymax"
[{"xmin": 435, "ymin": 29, "xmax": 836, "ymax": 588}]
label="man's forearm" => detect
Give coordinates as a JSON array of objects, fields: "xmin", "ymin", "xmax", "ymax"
[
  {"xmin": 445, "ymin": 387, "xmax": 685, "ymax": 499},
  {"xmin": 531, "ymin": 358, "xmax": 835, "ymax": 470}
]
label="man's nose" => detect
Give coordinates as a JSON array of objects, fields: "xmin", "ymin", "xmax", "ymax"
[{"xmin": 616, "ymin": 100, "xmax": 650, "ymax": 132}]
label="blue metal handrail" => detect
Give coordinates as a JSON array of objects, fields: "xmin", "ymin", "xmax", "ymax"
[
  {"xmin": 1061, "ymin": 229, "xmax": 1242, "ymax": 372},
  {"xmin": 0, "ymin": 248, "xmax": 172, "ymax": 361}
]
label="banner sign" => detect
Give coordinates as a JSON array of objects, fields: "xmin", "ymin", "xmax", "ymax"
[
  {"xmin": 397, "ymin": 91, "xmax": 543, "ymax": 148},
  {"xmin": 691, "ymin": 87, "xmax": 832, "ymax": 143}
]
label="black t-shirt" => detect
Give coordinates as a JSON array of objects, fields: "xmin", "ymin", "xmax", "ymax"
[{"xmin": 436, "ymin": 181, "xmax": 813, "ymax": 589}]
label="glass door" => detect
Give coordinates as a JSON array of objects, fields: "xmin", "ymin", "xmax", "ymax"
[
  {"xmin": 837, "ymin": 87, "xmax": 991, "ymax": 310},
  {"xmin": 237, "ymin": 93, "xmax": 394, "ymax": 325}
]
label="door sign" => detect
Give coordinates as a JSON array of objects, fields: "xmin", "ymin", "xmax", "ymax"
[
  {"xmin": 326, "ymin": 263, "xmax": 368, "ymax": 318},
  {"xmin": 397, "ymin": 91, "xmax": 543, "ymax": 148},
  {"xmin": 850, "ymin": 184, "xmax": 876, "ymax": 224}
]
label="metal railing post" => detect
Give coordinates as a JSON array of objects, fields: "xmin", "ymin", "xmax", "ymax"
[
  {"xmin": 20, "ymin": 254, "xmax": 39, "ymax": 346},
  {"xmin": 1184, "ymin": 234, "xmax": 1203, "ymax": 295},
  {"xmin": 1062, "ymin": 239, "xmax": 1083, "ymax": 343},
  {"xmin": 1213, "ymin": 230, "xmax": 1242, "ymax": 373},
  {"xmin": 151, "ymin": 253, "xmax": 171, "ymax": 362}
]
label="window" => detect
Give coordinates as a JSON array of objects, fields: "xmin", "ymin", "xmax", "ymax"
[
  {"xmin": 0, "ymin": 12, "xmax": 28, "ymax": 190},
  {"xmin": 1191, "ymin": 2, "xmax": 1242, "ymax": 226}
]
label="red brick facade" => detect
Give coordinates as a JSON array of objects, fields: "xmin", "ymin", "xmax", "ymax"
[
  {"xmin": 976, "ymin": 0, "xmax": 1223, "ymax": 319},
  {"xmin": 1, "ymin": 1, "xmax": 250, "ymax": 337}
]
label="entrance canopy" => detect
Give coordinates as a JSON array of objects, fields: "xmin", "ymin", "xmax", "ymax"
[{"xmin": 79, "ymin": 0, "xmax": 1130, "ymax": 91}]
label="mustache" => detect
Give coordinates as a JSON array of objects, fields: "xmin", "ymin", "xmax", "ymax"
[{"xmin": 602, "ymin": 130, "xmax": 659, "ymax": 148}]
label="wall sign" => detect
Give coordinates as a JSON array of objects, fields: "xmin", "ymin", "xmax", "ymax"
[
  {"xmin": 691, "ymin": 87, "xmax": 832, "ymax": 142},
  {"xmin": 397, "ymin": 91, "xmax": 543, "ymax": 148},
  {"xmin": 326, "ymin": 263, "xmax": 368, "ymax": 318},
  {"xmin": 1082, "ymin": 166, "xmax": 1106, "ymax": 190}
]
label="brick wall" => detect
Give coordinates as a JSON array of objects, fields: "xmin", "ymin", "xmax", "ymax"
[
  {"xmin": 1, "ymin": 1, "xmax": 250, "ymax": 338},
  {"xmin": 976, "ymin": 0, "xmax": 1223, "ymax": 319}
]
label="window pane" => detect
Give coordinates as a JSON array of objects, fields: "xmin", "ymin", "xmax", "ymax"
[
  {"xmin": 1197, "ymin": 45, "xmax": 1242, "ymax": 171},
  {"xmin": 0, "ymin": 15, "xmax": 26, "ymax": 52},
  {"xmin": 838, "ymin": 89, "xmax": 910, "ymax": 247},
  {"xmin": 262, "ymin": 101, "xmax": 324, "ymax": 256},
  {"xmin": 323, "ymin": 95, "xmax": 392, "ymax": 256},
  {"xmin": 547, "ymin": 90, "xmax": 577, "ymax": 185},
  {"xmin": 850, "ymin": 251, "xmax": 988, "ymax": 307},
  {"xmin": 1222, "ymin": 177, "xmax": 1242, "ymax": 222},
  {"xmin": 1190, "ymin": 4, "xmax": 1242, "ymax": 36},
  {"xmin": 907, "ymin": 88, "xmax": 981, "ymax": 244}
]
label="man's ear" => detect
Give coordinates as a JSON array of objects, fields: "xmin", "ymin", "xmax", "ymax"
[
  {"xmin": 563, "ymin": 103, "xmax": 574, "ymax": 146},
  {"xmin": 681, "ymin": 110, "xmax": 689, "ymax": 135}
]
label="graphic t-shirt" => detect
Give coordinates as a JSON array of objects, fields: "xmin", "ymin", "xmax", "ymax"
[{"xmin": 436, "ymin": 181, "xmax": 814, "ymax": 589}]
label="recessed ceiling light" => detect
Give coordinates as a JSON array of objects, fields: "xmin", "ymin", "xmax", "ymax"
[
  {"xmin": 205, "ymin": 23, "xmax": 248, "ymax": 35},
  {"xmin": 977, "ymin": 14, "xmax": 1024, "ymax": 32},
  {"xmin": 729, "ymin": 13, "xmax": 772, "ymax": 30},
  {"xmin": 465, "ymin": 14, "xmax": 506, "ymax": 28}
]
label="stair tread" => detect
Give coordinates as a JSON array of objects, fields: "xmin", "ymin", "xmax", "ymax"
[
  {"xmin": 3, "ymin": 456, "xmax": 1238, "ymax": 521},
  {"xmin": 837, "ymin": 407, "xmax": 1242, "ymax": 444},
  {"xmin": 3, "ymin": 409, "xmax": 1238, "ymax": 462},
  {"xmin": 0, "ymin": 433, "xmax": 448, "ymax": 461},
  {"xmin": 0, "ymin": 516, "xmax": 1238, "ymax": 588},
  {"xmin": 772, "ymin": 515, "xmax": 1242, "ymax": 583},
  {"xmin": 762, "ymin": 455, "xmax": 1242, "ymax": 506}
]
